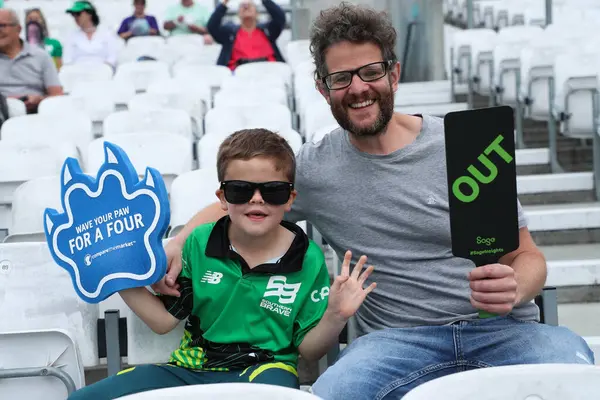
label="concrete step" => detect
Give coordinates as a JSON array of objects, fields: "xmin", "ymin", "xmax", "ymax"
[
  {"xmin": 525, "ymin": 202, "xmax": 600, "ymax": 245},
  {"xmin": 542, "ymin": 244, "xmax": 600, "ymax": 287},
  {"xmin": 516, "ymin": 148, "xmax": 551, "ymax": 175},
  {"xmin": 518, "ymin": 172, "xmax": 596, "ymax": 205}
]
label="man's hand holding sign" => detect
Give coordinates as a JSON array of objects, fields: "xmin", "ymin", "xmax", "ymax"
[
  {"xmin": 444, "ymin": 106, "xmax": 546, "ymax": 318},
  {"xmin": 44, "ymin": 142, "xmax": 170, "ymax": 303}
]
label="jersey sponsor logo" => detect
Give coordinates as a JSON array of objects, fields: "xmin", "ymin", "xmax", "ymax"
[
  {"xmin": 263, "ymin": 275, "xmax": 301, "ymax": 304},
  {"xmin": 311, "ymin": 286, "xmax": 330, "ymax": 303},
  {"xmin": 201, "ymin": 271, "xmax": 223, "ymax": 284}
]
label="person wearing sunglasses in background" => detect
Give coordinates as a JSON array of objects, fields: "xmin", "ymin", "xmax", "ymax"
[
  {"xmin": 207, "ymin": 0, "xmax": 286, "ymax": 71},
  {"xmin": 66, "ymin": 128, "xmax": 376, "ymax": 399},
  {"xmin": 25, "ymin": 8, "xmax": 63, "ymax": 70}
]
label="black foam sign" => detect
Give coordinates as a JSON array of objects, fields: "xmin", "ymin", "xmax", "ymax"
[{"xmin": 444, "ymin": 106, "xmax": 520, "ymax": 268}]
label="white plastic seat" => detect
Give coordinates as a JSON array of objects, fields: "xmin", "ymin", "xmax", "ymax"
[
  {"xmin": 127, "ymin": 92, "xmax": 201, "ymax": 136},
  {"xmin": 0, "ymin": 242, "xmax": 99, "ymax": 369},
  {"xmin": 0, "ymin": 329, "xmax": 85, "ymax": 400},
  {"xmin": 58, "ymin": 63, "xmax": 114, "ymax": 94},
  {"xmin": 303, "ymin": 99, "xmax": 338, "ymax": 142},
  {"xmin": 146, "ymin": 79, "xmax": 211, "ymax": 128},
  {"xmin": 6, "ymin": 98, "xmax": 26, "ymax": 117},
  {"xmin": 103, "ymin": 110, "xmax": 193, "ymax": 141},
  {"xmin": 220, "ymin": 74, "xmax": 287, "ymax": 92},
  {"xmin": 234, "ymin": 61, "xmax": 293, "ymax": 88},
  {"xmin": 165, "ymin": 35, "xmax": 205, "ymax": 63},
  {"xmin": 172, "ymin": 64, "xmax": 232, "ymax": 92},
  {"xmin": 0, "ymin": 114, "xmax": 92, "ymax": 160},
  {"xmin": 204, "ymin": 104, "xmax": 293, "ymax": 136},
  {"xmin": 117, "ymin": 382, "xmax": 323, "ymax": 399},
  {"xmin": 213, "ymin": 87, "xmax": 288, "ymax": 108},
  {"xmin": 286, "ymin": 40, "xmax": 311, "ymax": 71},
  {"xmin": 403, "ymin": 364, "xmax": 600, "ymax": 400},
  {"xmin": 4, "ymin": 176, "xmax": 61, "ymax": 243},
  {"xmin": 71, "ymin": 80, "xmax": 136, "ymax": 109},
  {"xmin": 277, "ymin": 129, "xmax": 304, "ymax": 155},
  {"xmin": 38, "ymin": 94, "xmax": 114, "ymax": 127},
  {"xmin": 86, "ymin": 133, "xmax": 193, "ymax": 192},
  {"xmin": 118, "ymin": 36, "xmax": 167, "ymax": 64},
  {"xmin": 311, "ymin": 124, "xmax": 340, "ymax": 144},
  {"xmin": 553, "ymin": 51, "xmax": 600, "ymax": 138},
  {"xmin": 168, "ymin": 169, "xmax": 220, "ymax": 238},
  {"xmin": 114, "ymin": 61, "xmax": 171, "ymax": 92},
  {"xmin": 450, "ymin": 29, "xmax": 497, "ymax": 90},
  {"xmin": 197, "ymin": 134, "xmax": 229, "ymax": 170},
  {"xmin": 0, "ymin": 142, "xmax": 77, "ymax": 233}
]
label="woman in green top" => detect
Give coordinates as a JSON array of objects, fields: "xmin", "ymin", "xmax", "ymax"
[{"xmin": 25, "ymin": 8, "xmax": 63, "ymax": 70}]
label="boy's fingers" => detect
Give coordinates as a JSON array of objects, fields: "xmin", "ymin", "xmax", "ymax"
[
  {"xmin": 341, "ymin": 250, "xmax": 352, "ymax": 277},
  {"xmin": 351, "ymin": 255, "xmax": 367, "ymax": 280},
  {"xmin": 358, "ymin": 265, "xmax": 374, "ymax": 286}
]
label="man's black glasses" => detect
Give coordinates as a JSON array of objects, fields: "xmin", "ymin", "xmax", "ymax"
[
  {"xmin": 321, "ymin": 61, "xmax": 394, "ymax": 90},
  {"xmin": 220, "ymin": 181, "xmax": 293, "ymax": 205}
]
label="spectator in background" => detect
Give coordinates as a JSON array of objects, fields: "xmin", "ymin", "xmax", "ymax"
[
  {"xmin": 63, "ymin": 1, "xmax": 119, "ymax": 68},
  {"xmin": 0, "ymin": 8, "xmax": 63, "ymax": 113},
  {"xmin": 163, "ymin": 0, "xmax": 212, "ymax": 43},
  {"xmin": 118, "ymin": 0, "xmax": 160, "ymax": 40},
  {"xmin": 25, "ymin": 8, "xmax": 63, "ymax": 70},
  {"xmin": 208, "ymin": 0, "xmax": 285, "ymax": 71}
]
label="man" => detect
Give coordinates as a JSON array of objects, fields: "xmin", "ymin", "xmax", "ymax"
[
  {"xmin": 207, "ymin": 0, "xmax": 286, "ymax": 70},
  {"xmin": 156, "ymin": 3, "xmax": 594, "ymax": 399},
  {"xmin": 163, "ymin": 0, "xmax": 212, "ymax": 42},
  {"xmin": 0, "ymin": 9, "xmax": 62, "ymax": 113}
]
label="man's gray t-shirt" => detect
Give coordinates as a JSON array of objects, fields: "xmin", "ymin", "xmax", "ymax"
[
  {"xmin": 286, "ymin": 115, "xmax": 538, "ymax": 336},
  {"xmin": 0, "ymin": 42, "xmax": 61, "ymax": 97}
]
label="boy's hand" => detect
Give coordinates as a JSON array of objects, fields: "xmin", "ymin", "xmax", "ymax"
[
  {"xmin": 151, "ymin": 239, "xmax": 183, "ymax": 297},
  {"xmin": 327, "ymin": 251, "xmax": 376, "ymax": 321}
]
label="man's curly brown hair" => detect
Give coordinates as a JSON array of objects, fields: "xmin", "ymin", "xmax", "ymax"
[{"xmin": 309, "ymin": 2, "xmax": 398, "ymax": 80}]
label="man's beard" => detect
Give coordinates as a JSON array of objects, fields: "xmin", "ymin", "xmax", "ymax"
[{"xmin": 330, "ymin": 85, "xmax": 395, "ymax": 137}]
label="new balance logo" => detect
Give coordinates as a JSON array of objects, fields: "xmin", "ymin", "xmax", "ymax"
[
  {"xmin": 263, "ymin": 276, "xmax": 301, "ymax": 304},
  {"xmin": 201, "ymin": 271, "xmax": 223, "ymax": 284}
]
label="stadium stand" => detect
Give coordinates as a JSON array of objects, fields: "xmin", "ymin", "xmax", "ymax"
[{"xmin": 1, "ymin": 0, "xmax": 599, "ymax": 397}]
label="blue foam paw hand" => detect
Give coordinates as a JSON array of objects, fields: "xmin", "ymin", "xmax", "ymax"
[{"xmin": 44, "ymin": 142, "xmax": 170, "ymax": 303}]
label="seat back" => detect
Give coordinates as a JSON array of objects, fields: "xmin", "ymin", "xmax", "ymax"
[
  {"xmin": 71, "ymin": 80, "xmax": 136, "ymax": 108},
  {"xmin": 104, "ymin": 110, "xmax": 193, "ymax": 141},
  {"xmin": 403, "ymin": 364, "xmax": 600, "ymax": 400},
  {"xmin": 0, "ymin": 329, "xmax": 85, "ymax": 399},
  {"xmin": 38, "ymin": 95, "xmax": 114, "ymax": 123},
  {"xmin": 58, "ymin": 63, "xmax": 114, "ymax": 93},
  {"xmin": 6, "ymin": 98, "xmax": 26, "ymax": 118},
  {"xmin": 234, "ymin": 61, "xmax": 293, "ymax": 88},
  {"xmin": 0, "ymin": 242, "xmax": 99, "ymax": 368},
  {"xmin": 114, "ymin": 61, "xmax": 171, "ymax": 92}
]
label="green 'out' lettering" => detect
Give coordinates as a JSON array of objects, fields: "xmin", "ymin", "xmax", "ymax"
[{"xmin": 451, "ymin": 134, "xmax": 512, "ymax": 203}]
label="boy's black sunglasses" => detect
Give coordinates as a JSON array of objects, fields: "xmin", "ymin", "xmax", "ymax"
[{"xmin": 220, "ymin": 181, "xmax": 294, "ymax": 205}]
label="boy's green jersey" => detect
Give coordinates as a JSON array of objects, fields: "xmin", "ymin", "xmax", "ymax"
[{"xmin": 160, "ymin": 217, "xmax": 330, "ymax": 372}]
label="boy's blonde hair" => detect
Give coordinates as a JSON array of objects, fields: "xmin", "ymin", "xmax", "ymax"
[{"xmin": 216, "ymin": 129, "xmax": 296, "ymax": 183}]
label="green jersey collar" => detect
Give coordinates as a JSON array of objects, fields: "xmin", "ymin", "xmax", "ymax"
[{"xmin": 205, "ymin": 216, "xmax": 309, "ymax": 274}]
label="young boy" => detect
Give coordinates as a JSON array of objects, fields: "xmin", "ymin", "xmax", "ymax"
[{"xmin": 68, "ymin": 128, "xmax": 376, "ymax": 399}]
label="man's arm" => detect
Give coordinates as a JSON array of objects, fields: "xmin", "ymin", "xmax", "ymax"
[
  {"xmin": 262, "ymin": 0, "xmax": 286, "ymax": 40},
  {"xmin": 119, "ymin": 287, "xmax": 180, "ymax": 334},
  {"xmin": 206, "ymin": 2, "xmax": 231, "ymax": 44},
  {"xmin": 500, "ymin": 227, "xmax": 547, "ymax": 305}
]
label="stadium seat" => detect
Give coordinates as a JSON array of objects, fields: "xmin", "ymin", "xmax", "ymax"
[
  {"xmin": 116, "ymin": 382, "xmax": 322, "ymax": 399},
  {"xmin": 71, "ymin": 80, "xmax": 137, "ymax": 111},
  {"xmin": 4, "ymin": 176, "xmax": 61, "ymax": 243},
  {"xmin": 197, "ymin": 133, "xmax": 228, "ymax": 170},
  {"xmin": 114, "ymin": 61, "xmax": 171, "ymax": 92},
  {"xmin": 213, "ymin": 86, "xmax": 288, "ymax": 108},
  {"xmin": 38, "ymin": 95, "xmax": 114, "ymax": 136},
  {"xmin": 6, "ymin": 98, "xmax": 26, "ymax": 118},
  {"xmin": 1, "ymin": 114, "xmax": 93, "ymax": 161},
  {"xmin": 0, "ymin": 242, "xmax": 99, "ymax": 369},
  {"xmin": 286, "ymin": 40, "xmax": 311, "ymax": 72},
  {"xmin": 171, "ymin": 63, "xmax": 232, "ymax": 94},
  {"xmin": 117, "ymin": 36, "xmax": 167, "ymax": 64},
  {"xmin": 234, "ymin": 61, "xmax": 293, "ymax": 89},
  {"xmin": 204, "ymin": 104, "xmax": 293, "ymax": 136},
  {"xmin": 403, "ymin": 364, "xmax": 600, "ymax": 400},
  {"xmin": 311, "ymin": 124, "xmax": 340, "ymax": 144},
  {"xmin": 0, "ymin": 142, "xmax": 77, "ymax": 235},
  {"xmin": 0, "ymin": 329, "xmax": 85, "ymax": 400},
  {"xmin": 86, "ymin": 133, "xmax": 193, "ymax": 192},
  {"xmin": 58, "ymin": 63, "xmax": 114, "ymax": 94},
  {"xmin": 168, "ymin": 169, "xmax": 220, "ymax": 238},
  {"xmin": 303, "ymin": 99, "xmax": 337, "ymax": 141},
  {"xmin": 103, "ymin": 110, "xmax": 194, "ymax": 142}
]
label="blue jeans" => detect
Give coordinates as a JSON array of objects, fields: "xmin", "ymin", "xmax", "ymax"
[{"xmin": 312, "ymin": 316, "xmax": 594, "ymax": 400}]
